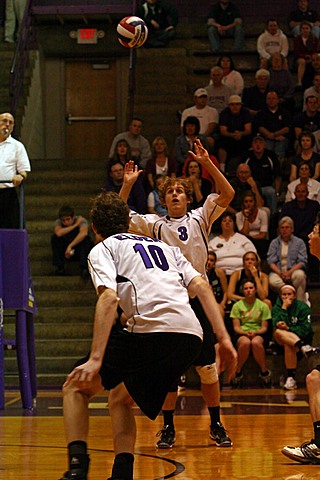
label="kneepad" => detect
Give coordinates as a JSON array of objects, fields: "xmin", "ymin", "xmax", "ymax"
[{"xmin": 196, "ymin": 363, "xmax": 218, "ymax": 384}]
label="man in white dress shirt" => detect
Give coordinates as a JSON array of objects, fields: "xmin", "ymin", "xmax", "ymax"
[{"xmin": 0, "ymin": 112, "xmax": 30, "ymax": 228}]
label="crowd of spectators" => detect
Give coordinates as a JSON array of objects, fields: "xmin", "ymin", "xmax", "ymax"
[{"xmin": 99, "ymin": 0, "xmax": 320, "ymax": 390}]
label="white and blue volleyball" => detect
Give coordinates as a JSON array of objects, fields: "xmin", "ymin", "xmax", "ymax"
[{"xmin": 117, "ymin": 16, "xmax": 148, "ymax": 48}]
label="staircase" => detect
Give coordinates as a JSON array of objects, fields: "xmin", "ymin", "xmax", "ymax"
[{"xmin": 4, "ymin": 157, "xmax": 106, "ymax": 387}]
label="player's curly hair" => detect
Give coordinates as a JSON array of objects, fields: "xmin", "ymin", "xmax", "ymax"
[
  {"xmin": 158, "ymin": 177, "xmax": 193, "ymax": 204},
  {"xmin": 90, "ymin": 191, "xmax": 130, "ymax": 239}
]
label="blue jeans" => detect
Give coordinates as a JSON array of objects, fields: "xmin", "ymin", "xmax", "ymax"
[{"xmin": 208, "ymin": 24, "xmax": 244, "ymax": 52}]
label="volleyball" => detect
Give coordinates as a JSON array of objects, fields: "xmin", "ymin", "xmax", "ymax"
[{"xmin": 117, "ymin": 16, "xmax": 148, "ymax": 48}]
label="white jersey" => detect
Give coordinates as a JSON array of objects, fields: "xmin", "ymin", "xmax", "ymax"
[
  {"xmin": 128, "ymin": 193, "xmax": 225, "ymax": 277},
  {"xmin": 88, "ymin": 233, "xmax": 203, "ymax": 339}
]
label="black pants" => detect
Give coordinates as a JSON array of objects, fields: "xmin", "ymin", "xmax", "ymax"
[
  {"xmin": 0, "ymin": 188, "xmax": 20, "ymax": 229},
  {"xmin": 51, "ymin": 233, "xmax": 92, "ymax": 270}
]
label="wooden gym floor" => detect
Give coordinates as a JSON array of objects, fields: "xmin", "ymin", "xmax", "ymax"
[{"xmin": 1, "ymin": 387, "xmax": 319, "ymax": 480}]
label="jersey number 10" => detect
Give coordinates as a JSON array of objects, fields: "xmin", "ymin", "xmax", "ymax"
[{"xmin": 134, "ymin": 243, "xmax": 169, "ymax": 271}]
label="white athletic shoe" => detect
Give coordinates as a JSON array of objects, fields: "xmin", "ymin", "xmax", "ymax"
[
  {"xmin": 282, "ymin": 440, "xmax": 320, "ymax": 464},
  {"xmin": 283, "ymin": 376, "xmax": 297, "ymax": 390}
]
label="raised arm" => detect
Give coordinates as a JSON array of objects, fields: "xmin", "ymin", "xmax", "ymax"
[{"xmin": 188, "ymin": 139, "xmax": 234, "ymax": 208}]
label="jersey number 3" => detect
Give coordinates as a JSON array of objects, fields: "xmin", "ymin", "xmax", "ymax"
[
  {"xmin": 178, "ymin": 226, "xmax": 188, "ymax": 241},
  {"xmin": 134, "ymin": 244, "xmax": 169, "ymax": 271}
]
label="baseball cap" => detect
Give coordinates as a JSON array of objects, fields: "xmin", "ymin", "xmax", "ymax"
[
  {"xmin": 252, "ymin": 134, "xmax": 265, "ymax": 142},
  {"xmin": 228, "ymin": 95, "xmax": 242, "ymax": 104},
  {"xmin": 194, "ymin": 88, "xmax": 208, "ymax": 97}
]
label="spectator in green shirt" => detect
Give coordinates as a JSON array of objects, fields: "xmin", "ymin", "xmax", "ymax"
[
  {"xmin": 272, "ymin": 284, "xmax": 314, "ymax": 390},
  {"xmin": 230, "ymin": 279, "xmax": 272, "ymax": 388}
]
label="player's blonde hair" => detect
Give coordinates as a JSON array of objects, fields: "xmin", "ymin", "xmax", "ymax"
[{"xmin": 158, "ymin": 177, "xmax": 193, "ymax": 203}]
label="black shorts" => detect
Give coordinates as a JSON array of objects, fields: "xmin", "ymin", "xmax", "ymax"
[
  {"xmin": 190, "ymin": 296, "xmax": 216, "ymax": 366},
  {"xmin": 75, "ymin": 326, "xmax": 202, "ymax": 420}
]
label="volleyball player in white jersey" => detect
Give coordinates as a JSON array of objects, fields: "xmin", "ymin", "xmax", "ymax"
[
  {"xmin": 120, "ymin": 139, "xmax": 235, "ymax": 448},
  {"xmin": 59, "ymin": 191, "xmax": 236, "ymax": 480}
]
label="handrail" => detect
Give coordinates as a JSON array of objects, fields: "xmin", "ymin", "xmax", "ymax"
[
  {"xmin": 9, "ymin": 0, "xmax": 35, "ymax": 118},
  {"xmin": 0, "ymin": 181, "xmax": 25, "ymax": 230}
]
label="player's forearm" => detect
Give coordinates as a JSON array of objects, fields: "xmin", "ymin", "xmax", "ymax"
[
  {"xmin": 207, "ymin": 162, "xmax": 234, "ymax": 206},
  {"xmin": 119, "ymin": 182, "xmax": 132, "ymax": 202}
]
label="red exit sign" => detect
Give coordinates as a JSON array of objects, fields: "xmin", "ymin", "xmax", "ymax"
[{"xmin": 77, "ymin": 29, "xmax": 97, "ymax": 44}]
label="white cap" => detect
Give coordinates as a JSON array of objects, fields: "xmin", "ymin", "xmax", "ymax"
[
  {"xmin": 194, "ymin": 88, "xmax": 208, "ymax": 97},
  {"xmin": 229, "ymin": 94, "xmax": 242, "ymax": 104}
]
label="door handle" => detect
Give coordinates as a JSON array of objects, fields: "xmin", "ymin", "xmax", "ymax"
[{"xmin": 66, "ymin": 113, "xmax": 116, "ymax": 125}]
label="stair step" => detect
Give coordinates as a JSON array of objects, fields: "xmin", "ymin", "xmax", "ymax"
[
  {"xmin": 32, "ymin": 306, "xmax": 95, "ymax": 323},
  {"xmin": 4, "ymin": 356, "xmax": 80, "ymax": 374},
  {"xmin": 32, "ymin": 275, "xmax": 94, "ymax": 290},
  {"xmin": 30, "ymin": 157, "xmax": 106, "ymax": 169},
  {"xmin": 4, "ymin": 373, "xmax": 67, "ymax": 388},
  {"xmin": 4, "ymin": 322, "xmax": 93, "ymax": 339},
  {"xmin": 25, "ymin": 194, "xmax": 98, "ymax": 208},
  {"xmin": 33, "ymin": 290, "xmax": 96, "ymax": 307}
]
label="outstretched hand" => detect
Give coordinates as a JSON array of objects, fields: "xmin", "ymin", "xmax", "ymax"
[
  {"xmin": 119, "ymin": 160, "xmax": 143, "ymax": 202},
  {"xmin": 63, "ymin": 358, "xmax": 101, "ymax": 387},
  {"xmin": 188, "ymin": 139, "xmax": 212, "ymax": 167},
  {"xmin": 123, "ymin": 160, "xmax": 143, "ymax": 186}
]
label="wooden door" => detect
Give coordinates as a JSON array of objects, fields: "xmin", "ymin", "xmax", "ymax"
[{"xmin": 65, "ymin": 61, "xmax": 117, "ymax": 159}]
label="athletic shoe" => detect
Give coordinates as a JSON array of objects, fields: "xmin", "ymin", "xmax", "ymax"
[
  {"xmin": 59, "ymin": 455, "xmax": 89, "ymax": 480},
  {"xmin": 301, "ymin": 344, "xmax": 316, "ymax": 358},
  {"xmin": 156, "ymin": 425, "xmax": 176, "ymax": 448},
  {"xmin": 59, "ymin": 470, "xmax": 87, "ymax": 480},
  {"xmin": 210, "ymin": 422, "xmax": 233, "ymax": 447},
  {"xmin": 283, "ymin": 376, "xmax": 297, "ymax": 390},
  {"xmin": 259, "ymin": 370, "xmax": 272, "ymax": 388},
  {"xmin": 281, "ymin": 440, "xmax": 320, "ymax": 464},
  {"xmin": 230, "ymin": 374, "xmax": 243, "ymax": 389}
]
